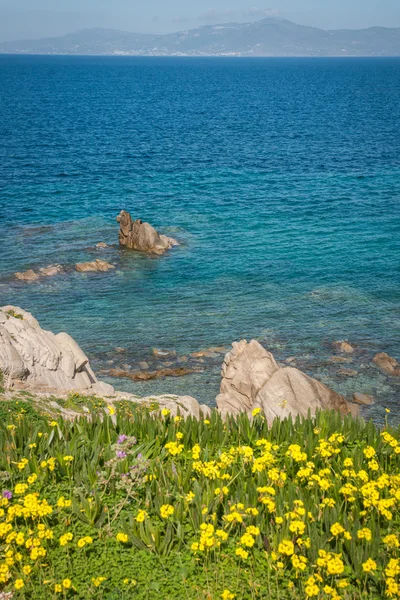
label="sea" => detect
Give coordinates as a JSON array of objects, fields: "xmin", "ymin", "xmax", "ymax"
[{"xmin": 0, "ymin": 56, "xmax": 399, "ymax": 423}]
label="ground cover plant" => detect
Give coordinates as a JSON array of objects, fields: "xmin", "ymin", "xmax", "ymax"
[{"xmin": 0, "ymin": 397, "xmax": 399, "ymax": 599}]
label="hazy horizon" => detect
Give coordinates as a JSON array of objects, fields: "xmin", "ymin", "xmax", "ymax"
[{"xmin": 0, "ymin": 0, "xmax": 399, "ymax": 43}]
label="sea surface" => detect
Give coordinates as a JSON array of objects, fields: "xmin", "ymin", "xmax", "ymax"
[{"xmin": 0, "ymin": 56, "xmax": 399, "ymax": 423}]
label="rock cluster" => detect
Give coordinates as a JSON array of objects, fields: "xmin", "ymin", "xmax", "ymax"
[
  {"xmin": 372, "ymin": 352, "xmax": 400, "ymax": 377},
  {"xmin": 75, "ymin": 259, "xmax": 114, "ymax": 273},
  {"xmin": 15, "ymin": 265, "xmax": 63, "ymax": 281},
  {"xmin": 0, "ymin": 306, "xmax": 113, "ymax": 396},
  {"xmin": 216, "ymin": 339, "xmax": 354, "ymax": 422},
  {"xmin": 116, "ymin": 210, "xmax": 178, "ymax": 255}
]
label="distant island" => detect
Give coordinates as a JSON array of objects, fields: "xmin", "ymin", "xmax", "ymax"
[{"xmin": 1, "ymin": 17, "xmax": 400, "ymax": 57}]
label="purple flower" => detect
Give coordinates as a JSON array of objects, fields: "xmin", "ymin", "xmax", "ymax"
[
  {"xmin": 2, "ymin": 490, "xmax": 12, "ymax": 499},
  {"xmin": 117, "ymin": 435, "xmax": 128, "ymax": 444},
  {"xmin": 116, "ymin": 451, "xmax": 127, "ymax": 459},
  {"xmin": 137, "ymin": 453, "xmax": 143, "ymax": 460}
]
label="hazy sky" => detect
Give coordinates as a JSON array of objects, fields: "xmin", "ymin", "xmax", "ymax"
[{"xmin": 0, "ymin": 0, "xmax": 399, "ymax": 42}]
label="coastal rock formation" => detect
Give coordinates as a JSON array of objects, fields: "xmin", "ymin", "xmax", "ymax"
[
  {"xmin": 15, "ymin": 269, "xmax": 39, "ymax": 282},
  {"xmin": 113, "ymin": 392, "xmax": 211, "ymax": 419},
  {"xmin": 216, "ymin": 340, "xmax": 279, "ymax": 417},
  {"xmin": 116, "ymin": 210, "xmax": 178, "ymax": 255},
  {"xmin": 216, "ymin": 339, "xmax": 353, "ymax": 421},
  {"xmin": 15, "ymin": 265, "xmax": 63, "ymax": 281},
  {"xmin": 107, "ymin": 366, "xmax": 198, "ymax": 381},
  {"xmin": 0, "ymin": 305, "xmax": 114, "ymax": 395},
  {"xmin": 372, "ymin": 352, "xmax": 400, "ymax": 377},
  {"xmin": 353, "ymin": 392, "xmax": 374, "ymax": 406},
  {"xmin": 333, "ymin": 340, "xmax": 355, "ymax": 353},
  {"xmin": 75, "ymin": 259, "xmax": 115, "ymax": 273}
]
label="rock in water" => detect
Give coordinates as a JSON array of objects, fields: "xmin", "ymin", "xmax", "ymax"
[
  {"xmin": 15, "ymin": 269, "xmax": 39, "ymax": 281},
  {"xmin": 116, "ymin": 210, "xmax": 178, "ymax": 255},
  {"xmin": 216, "ymin": 339, "xmax": 353, "ymax": 421},
  {"xmin": 75, "ymin": 259, "xmax": 115, "ymax": 272},
  {"xmin": 372, "ymin": 352, "xmax": 400, "ymax": 376},
  {"xmin": 353, "ymin": 392, "xmax": 374, "ymax": 406},
  {"xmin": 333, "ymin": 340, "xmax": 355, "ymax": 353},
  {"xmin": 0, "ymin": 305, "xmax": 114, "ymax": 395},
  {"xmin": 39, "ymin": 264, "xmax": 63, "ymax": 277}
]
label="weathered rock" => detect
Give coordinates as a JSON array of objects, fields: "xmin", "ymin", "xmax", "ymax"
[
  {"xmin": 0, "ymin": 305, "xmax": 114, "ymax": 395},
  {"xmin": 253, "ymin": 366, "xmax": 351, "ymax": 423},
  {"xmin": 329, "ymin": 356, "xmax": 350, "ymax": 363},
  {"xmin": 153, "ymin": 348, "xmax": 177, "ymax": 359},
  {"xmin": 115, "ymin": 347, "xmax": 127, "ymax": 353},
  {"xmin": 216, "ymin": 340, "xmax": 279, "ymax": 418},
  {"xmin": 217, "ymin": 339, "xmax": 352, "ymax": 422},
  {"xmin": 96, "ymin": 242, "xmax": 109, "ymax": 249},
  {"xmin": 116, "ymin": 210, "xmax": 178, "ymax": 255},
  {"xmin": 139, "ymin": 361, "xmax": 149, "ymax": 369},
  {"xmin": 113, "ymin": 392, "xmax": 211, "ymax": 419},
  {"xmin": 15, "ymin": 269, "xmax": 39, "ymax": 281},
  {"xmin": 353, "ymin": 392, "xmax": 374, "ymax": 406},
  {"xmin": 75, "ymin": 259, "xmax": 115, "ymax": 273},
  {"xmin": 372, "ymin": 352, "xmax": 400, "ymax": 377},
  {"xmin": 39, "ymin": 265, "xmax": 63, "ymax": 277},
  {"xmin": 333, "ymin": 341, "xmax": 355, "ymax": 353},
  {"xmin": 108, "ymin": 367, "xmax": 197, "ymax": 381},
  {"xmin": 337, "ymin": 368, "xmax": 358, "ymax": 377}
]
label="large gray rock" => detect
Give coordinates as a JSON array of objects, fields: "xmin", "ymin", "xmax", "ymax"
[
  {"xmin": 0, "ymin": 305, "xmax": 114, "ymax": 395},
  {"xmin": 217, "ymin": 339, "xmax": 352, "ymax": 422},
  {"xmin": 216, "ymin": 340, "xmax": 279, "ymax": 418},
  {"xmin": 114, "ymin": 392, "xmax": 211, "ymax": 419},
  {"xmin": 372, "ymin": 352, "xmax": 400, "ymax": 377},
  {"xmin": 116, "ymin": 210, "xmax": 178, "ymax": 255}
]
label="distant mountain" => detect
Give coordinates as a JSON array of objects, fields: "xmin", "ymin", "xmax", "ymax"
[{"xmin": 1, "ymin": 18, "xmax": 400, "ymax": 57}]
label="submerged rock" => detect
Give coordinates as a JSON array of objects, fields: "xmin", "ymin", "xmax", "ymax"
[
  {"xmin": 39, "ymin": 264, "xmax": 63, "ymax": 277},
  {"xmin": 116, "ymin": 210, "xmax": 178, "ymax": 255},
  {"xmin": 108, "ymin": 367, "xmax": 198, "ymax": 381},
  {"xmin": 333, "ymin": 341, "xmax": 355, "ymax": 353},
  {"xmin": 0, "ymin": 305, "xmax": 114, "ymax": 395},
  {"xmin": 216, "ymin": 339, "xmax": 353, "ymax": 422},
  {"xmin": 353, "ymin": 392, "xmax": 374, "ymax": 406},
  {"xmin": 372, "ymin": 352, "xmax": 400, "ymax": 376},
  {"xmin": 153, "ymin": 348, "xmax": 177, "ymax": 359},
  {"xmin": 75, "ymin": 259, "xmax": 115, "ymax": 273},
  {"xmin": 15, "ymin": 269, "xmax": 39, "ymax": 281},
  {"xmin": 96, "ymin": 242, "xmax": 109, "ymax": 249}
]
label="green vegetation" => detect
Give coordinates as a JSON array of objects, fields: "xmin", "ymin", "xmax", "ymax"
[
  {"xmin": 0, "ymin": 399, "xmax": 399, "ymax": 599},
  {"xmin": 6, "ymin": 309, "xmax": 23, "ymax": 319}
]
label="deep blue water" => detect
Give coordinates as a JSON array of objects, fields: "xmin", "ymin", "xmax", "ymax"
[{"xmin": 0, "ymin": 56, "xmax": 399, "ymax": 420}]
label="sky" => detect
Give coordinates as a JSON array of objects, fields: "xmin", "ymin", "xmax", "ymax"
[{"xmin": 0, "ymin": 0, "xmax": 399, "ymax": 42}]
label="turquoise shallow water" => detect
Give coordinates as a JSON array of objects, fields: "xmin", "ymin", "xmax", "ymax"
[{"xmin": 0, "ymin": 56, "xmax": 399, "ymax": 422}]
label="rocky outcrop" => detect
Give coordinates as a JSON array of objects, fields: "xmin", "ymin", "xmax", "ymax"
[
  {"xmin": 0, "ymin": 305, "xmax": 114, "ymax": 395},
  {"xmin": 216, "ymin": 340, "xmax": 279, "ymax": 418},
  {"xmin": 216, "ymin": 339, "xmax": 353, "ymax": 421},
  {"xmin": 15, "ymin": 269, "xmax": 39, "ymax": 281},
  {"xmin": 107, "ymin": 366, "xmax": 198, "ymax": 381},
  {"xmin": 372, "ymin": 353, "xmax": 400, "ymax": 377},
  {"xmin": 15, "ymin": 265, "xmax": 63, "ymax": 281},
  {"xmin": 333, "ymin": 340, "xmax": 355, "ymax": 353},
  {"xmin": 116, "ymin": 210, "xmax": 178, "ymax": 255},
  {"xmin": 113, "ymin": 392, "xmax": 211, "ymax": 419},
  {"xmin": 353, "ymin": 392, "xmax": 374, "ymax": 406},
  {"xmin": 75, "ymin": 259, "xmax": 115, "ymax": 273}
]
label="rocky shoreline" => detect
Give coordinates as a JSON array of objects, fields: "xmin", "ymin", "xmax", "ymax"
[{"xmin": 1, "ymin": 304, "xmax": 399, "ymax": 424}]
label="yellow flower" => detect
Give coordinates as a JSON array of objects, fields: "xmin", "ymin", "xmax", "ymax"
[
  {"xmin": 278, "ymin": 540, "xmax": 294, "ymax": 556},
  {"xmin": 135, "ymin": 509, "xmax": 148, "ymax": 523},
  {"xmin": 15, "ymin": 579, "xmax": 24, "ymax": 590},
  {"xmin": 164, "ymin": 441, "xmax": 184, "ymax": 456},
  {"xmin": 54, "ymin": 584, "xmax": 62, "ymax": 593},
  {"xmin": 107, "ymin": 405, "xmax": 116, "ymax": 416},
  {"xmin": 176, "ymin": 432, "xmax": 184, "ymax": 440},
  {"xmin": 63, "ymin": 579, "xmax": 72, "ymax": 589},
  {"xmin": 235, "ymin": 547, "xmax": 249, "ymax": 560},
  {"xmin": 221, "ymin": 590, "xmax": 235, "ymax": 600},
  {"xmin": 204, "ymin": 419, "xmax": 210, "ymax": 425},
  {"xmin": 161, "ymin": 408, "xmax": 171, "ymax": 417},
  {"xmin": 252, "ymin": 407, "xmax": 262, "ymax": 416},
  {"xmin": 92, "ymin": 577, "xmax": 106, "ymax": 587},
  {"xmin": 116, "ymin": 532, "xmax": 128, "ymax": 543},
  {"xmin": 160, "ymin": 504, "xmax": 174, "ymax": 519},
  {"xmin": 330, "ymin": 522, "xmax": 345, "ymax": 537},
  {"xmin": 50, "ymin": 421, "xmax": 58, "ymax": 427},
  {"xmin": 357, "ymin": 528, "xmax": 372, "ymax": 541},
  {"xmin": 362, "ymin": 558, "xmax": 377, "ymax": 573},
  {"xmin": 22, "ymin": 565, "xmax": 32, "ymax": 575},
  {"xmin": 363, "ymin": 446, "xmax": 376, "ymax": 459}
]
